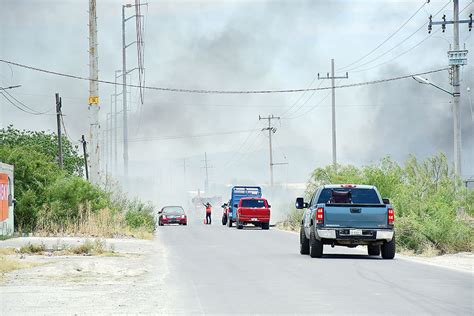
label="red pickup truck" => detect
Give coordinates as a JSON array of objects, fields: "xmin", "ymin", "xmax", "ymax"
[{"xmin": 235, "ymin": 198, "xmax": 271, "ymax": 230}]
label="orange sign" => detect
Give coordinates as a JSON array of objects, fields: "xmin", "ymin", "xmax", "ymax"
[{"xmin": 0, "ymin": 173, "xmax": 8, "ymax": 222}]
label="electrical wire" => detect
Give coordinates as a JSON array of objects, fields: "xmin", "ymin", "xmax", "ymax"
[
  {"xmin": 352, "ymin": 28, "xmax": 441, "ymax": 73},
  {"xmin": 344, "ymin": 0, "xmax": 451, "ymax": 72},
  {"xmin": 338, "ymin": 0, "xmax": 429, "ymax": 71},
  {"xmin": 128, "ymin": 128, "xmax": 259, "ymax": 143},
  {"xmin": 279, "ymin": 73, "xmax": 323, "ymax": 117},
  {"xmin": 2, "ymin": 88, "xmax": 53, "ymax": 114},
  {"xmin": 0, "ymin": 59, "xmax": 448, "ymax": 94},
  {"xmin": 282, "ymin": 79, "xmax": 327, "ymax": 118},
  {"xmin": 0, "ymin": 91, "xmax": 53, "ymax": 115}
]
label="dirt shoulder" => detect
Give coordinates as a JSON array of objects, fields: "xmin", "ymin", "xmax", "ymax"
[{"xmin": 0, "ymin": 236, "xmax": 167, "ymax": 314}]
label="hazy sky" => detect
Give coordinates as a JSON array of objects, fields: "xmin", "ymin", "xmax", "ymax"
[{"xmin": 1, "ymin": 0, "xmax": 473, "ymax": 202}]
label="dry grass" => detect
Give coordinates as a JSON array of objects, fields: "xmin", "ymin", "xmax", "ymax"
[
  {"xmin": 0, "ymin": 255, "xmax": 42, "ymax": 283},
  {"xmin": 36, "ymin": 207, "xmax": 153, "ymax": 239}
]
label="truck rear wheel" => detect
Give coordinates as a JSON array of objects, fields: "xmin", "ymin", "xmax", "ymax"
[
  {"xmin": 236, "ymin": 217, "xmax": 243, "ymax": 229},
  {"xmin": 368, "ymin": 244, "xmax": 381, "ymax": 256},
  {"xmin": 300, "ymin": 226, "xmax": 309, "ymax": 255},
  {"xmin": 227, "ymin": 217, "xmax": 232, "ymax": 227},
  {"xmin": 222, "ymin": 215, "xmax": 227, "ymax": 225},
  {"xmin": 381, "ymin": 236, "xmax": 396, "ymax": 259},
  {"xmin": 261, "ymin": 223, "xmax": 270, "ymax": 230},
  {"xmin": 309, "ymin": 230, "xmax": 323, "ymax": 258}
]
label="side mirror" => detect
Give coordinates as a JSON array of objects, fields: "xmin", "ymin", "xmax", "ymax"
[
  {"xmin": 268, "ymin": 205, "xmax": 271, "ymax": 208},
  {"xmin": 158, "ymin": 211, "xmax": 163, "ymax": 214},
  {"xmin": 233, "ymin": 204, "xmax": 238, "ymax": 208},
  {"xmin": 295, "ymin": 197, "xmax": 308, "ymax": 209},
  {"xmin": 382, "ymin": 198, "xmax": 390, "ymax": 204}
]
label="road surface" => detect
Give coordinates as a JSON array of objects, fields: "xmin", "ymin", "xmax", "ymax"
[{"xmin": 1, "ymin": 214, "xmax": 472, "ymax": 315}]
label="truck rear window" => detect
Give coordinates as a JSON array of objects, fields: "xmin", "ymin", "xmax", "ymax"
[
  {"xmin": 318, "ymin": 188, "xmax": 381, "ymax": 204},
  {"xmin": 241, "ymin": 199, "xmax": 266, "ymax": 208}
]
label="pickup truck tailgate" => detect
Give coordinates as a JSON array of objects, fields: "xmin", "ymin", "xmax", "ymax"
[
  {"xmin": 324, "ymin": 205, "xmax": 388, "ymax": 228},
  {"xmin": 239, "ymin": 207, "xmax": 270, "ymax": 219}
]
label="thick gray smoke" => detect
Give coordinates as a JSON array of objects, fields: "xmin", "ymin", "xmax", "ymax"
[{"xmin": 1, "ymin": 0, "xmax": 473, "ymax": 213}]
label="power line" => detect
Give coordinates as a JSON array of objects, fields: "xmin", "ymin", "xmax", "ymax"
[
  {"xmin": 1, "ymin": 89, "xmax": 53, "ymax": 115},
  {"xmin": 0, "ymin": 91, "xmax": 52, "ymax": 115},
  {"xmin": 339, "ymin": 0, "xmax": 429, "ymax": 71},
  {"xmin": 344, "ymin": 0, "xmax": 452, "ymax": 72},
  {"xmin": 127, "ymin": 128, "xmax": 259, "ymax": 143},
  {"xmin": 352, "ymin": 28, "xmax": 441, "ymax": 73},
  {"xmin": 0, "ymin": 59, "xmax": 448, "ymax": 94}
]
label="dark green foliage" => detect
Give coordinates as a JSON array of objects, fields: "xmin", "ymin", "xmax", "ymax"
[{"xmin": 0, "ymin": 125, "xmax": 83, "ymax": 175}]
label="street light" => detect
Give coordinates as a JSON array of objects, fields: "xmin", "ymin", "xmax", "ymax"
[
  {"xmin": 0, "ymin": 85, "xmax": 21, "ymax": 90},
  {"xmin": 412, "ymin": 76, "xmax": 455, "ymax": 96},
  {"xmin": 412, "ymin": 75, "xmax": 461, "ymax": 177}
]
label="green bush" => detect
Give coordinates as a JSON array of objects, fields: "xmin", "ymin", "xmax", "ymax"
[{"xmin": 285, "ymin": 153, "xmax": 473, "ymax": 254}]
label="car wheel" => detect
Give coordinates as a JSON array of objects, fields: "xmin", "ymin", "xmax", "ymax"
[
  {"xmin": 309, "ymin": 229, "xmax": 323, "ymax": 258},
  {"xmin": 381, "ymin": 236, "xmax": 396, "ymax": 259},
  {"xmin": 159, "ymin": 220, "xmax": 163, "ymax": 226},
  {"xmin": 368, "ymin": 244, "xmax": 381, "ymax": 256},
  {"xmin": 300, "ymin": 225, "xmax": 310, "ymax": 255},
  {"xmin": 261, "ymin": 222, "xmax": 270, "ymax": 230},
  {"xmin": 237, "ymin": 217, "xmax": 243, "ymax": 230}
]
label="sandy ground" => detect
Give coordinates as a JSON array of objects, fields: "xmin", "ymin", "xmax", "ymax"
[{"xmin": 0, "ymin": 237, "xmax": 168, "ymax": 314}]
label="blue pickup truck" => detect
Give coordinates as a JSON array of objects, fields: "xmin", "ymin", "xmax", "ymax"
[
  {"xmin": 296, "ymin": 184, "xmax": 395, "ymax": 259},
  {"xmin": 226, "ymin": 186, "xmax": 262, "ymax": 227}
]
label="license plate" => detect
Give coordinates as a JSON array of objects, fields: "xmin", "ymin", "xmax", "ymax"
[
  {"xmin": 251, "ymin": 218, "xmax": 258, "ymax": 221},
  {"xmin": 350, "ymin": 229, "xmax": 363, "ymax": 236}
]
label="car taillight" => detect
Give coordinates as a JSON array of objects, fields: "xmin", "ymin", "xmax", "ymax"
[
  {"xmin": 316, "ymin": 207, "xmax": 324, "ymax": 224},
  {"xmin": 388, "ymin": 208, "xmax": 394, "ymax": 225}
]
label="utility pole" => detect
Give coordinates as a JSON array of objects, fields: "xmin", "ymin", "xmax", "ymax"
[
  {"xmin": 55, "ymin": 93, "xmax": 63, "ymax": 169},
  {"xmin": 202, "ymin": 153, "xmax": 212, "ymax": 193},
  {"xmin": 121, "ymin": 2, "xmax": 147, "ymax": 180},
  {"xmin": 429, "ymin": 1, "xmax": 471, "ymax": 176},
  {"xmin": 122, "ymin": 4, "xmax": 130, "ymax": 179},
  {"xmin": 318, "ymin": 59, "xmax": 349, "ymax": 167},
  {"xmin": 114, "ymin": 70, "xmax": 121, "ymax": 174},
  {"xmin": 88, "ymin": 0, "xmax": 100, "ymax": 184},
  {"xmin": 259, "ymin": 115, "xmax": 287, "ymax": 188},
  {"xmin": 81, "ymin": 135, "xmax": 89, "ymax": 181}
]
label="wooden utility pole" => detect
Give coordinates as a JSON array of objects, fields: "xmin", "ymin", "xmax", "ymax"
[{"xmin": 55, "ymin": 93, "xmax": 63, "ymax": 169}]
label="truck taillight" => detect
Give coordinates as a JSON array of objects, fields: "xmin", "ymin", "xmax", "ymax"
[
  {"xmin": 388, "ymin": 208, "xmax": 394, "ymax": 225},
  {"xmin": 316, "ymin": 207, "xmax": 324, "ymax": 224}
]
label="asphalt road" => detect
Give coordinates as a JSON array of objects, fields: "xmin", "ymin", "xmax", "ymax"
[
  {"xmin": 155, "ymin": 213, "xmax": 473, "ymax": 315},
  {"xmin": 1, "ymin": 213, "xmax": 472, "ymax": 315}
]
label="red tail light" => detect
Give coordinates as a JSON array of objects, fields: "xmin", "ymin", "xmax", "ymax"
[
  {"xmin": 316, "ymin": 207, "xmax": 324, "ymax": 224},
  {"xmin": 388, "ymin": 208, "xmax": 394, "ymax": 225}
]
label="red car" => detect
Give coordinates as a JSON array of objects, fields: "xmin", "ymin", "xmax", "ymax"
[
  {"xmin": 235, "ymin": 198, "xmax": 271, "ymax": 230},
  {"xmin": 158, "ymin": 206, "xmax": 187, "ymax": 226}
]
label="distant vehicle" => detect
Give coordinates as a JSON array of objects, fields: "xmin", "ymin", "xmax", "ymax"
[
  {"xmin": 296, "ymin": 184, "xmax": 395, "ymax": 259},
  {"xmin": 226, "ymin": 186, "xmax": 262, "ymax": 227},
  {"xmin": 234, "ymin": 197, "xmax": 271, "ymax": 230},
  {"xmin": 158, "ymin": 206, "xmax": 188, "ymax": 226}
]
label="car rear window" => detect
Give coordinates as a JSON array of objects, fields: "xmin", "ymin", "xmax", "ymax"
[
  {"xmin": 318, "ymin": 188, "xmax": 381, "ymax": 204},
  {"xmin": 241, "ymin": 199, "xmax": 266, "ymax": 208},
  {"xmin": 162, "ymin": 206, "xmax": 184, "ymax": 215}
]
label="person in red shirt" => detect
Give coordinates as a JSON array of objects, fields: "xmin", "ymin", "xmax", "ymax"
[{"xmin": 203, "ymin": 202, "xmax": 212, "ymax": 224}]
